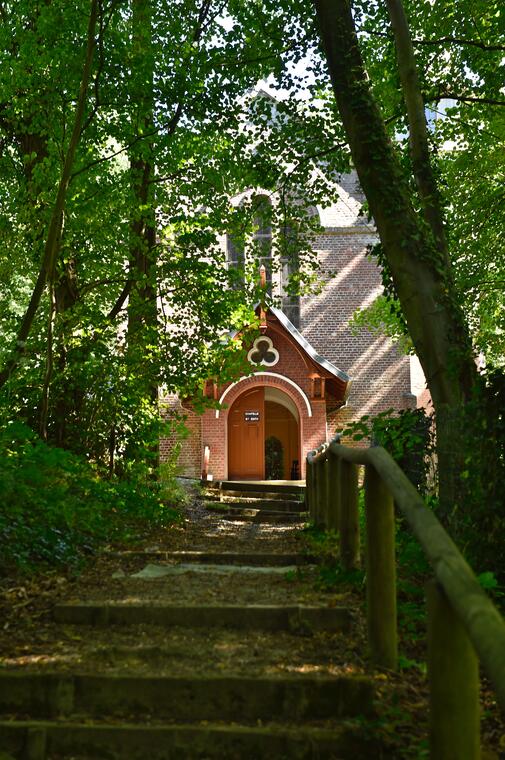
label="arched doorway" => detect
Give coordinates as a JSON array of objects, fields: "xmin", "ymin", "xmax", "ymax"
[{"xmin": 228, "ymin": 386, "xmax": 300, "ymax": 480}]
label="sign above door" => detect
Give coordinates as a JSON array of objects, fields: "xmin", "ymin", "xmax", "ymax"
[{"xmin": 244, "ymin": 411, "xmax": 260, "ymax": 422}]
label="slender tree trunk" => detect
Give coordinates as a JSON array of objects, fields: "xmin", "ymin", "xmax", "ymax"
[
  {"xmin": 53, "ymin": 255, "xmax": 81, "ymax": 447},
  {"xmin": 385, "ymin": 0, "xmax": 450, "ymax": 266},
  {"xmin": 312, "ymin": 0, "xmax": 477, "ymax": 511},
  {"xmin": 39, "ymin": 277, "xmax": 57, "ymax": 440},
  {"xmin": 128, "ymin": 0, "xmax": 157, "ymax": 358},
  {"xmin": 313, "ymin": 0, "xmax": 475, "ymax": 408},
  {"xmin": 127, "ymin": 0, "xmax": 159, "ymax": 469}
]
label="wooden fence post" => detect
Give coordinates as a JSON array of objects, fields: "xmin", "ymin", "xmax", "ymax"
[
  {"xmin": 316, "ymin": 453, "xmax": 328, "ymax": 529},
  {"xmin": 312, "ymin": 454, "xmax": 319, "ymax": 525},
  {"xmin": 327, "ymin": 449, "xmax": 341, "ymax": 531},
  {"xmin": 364, "ymin": 464, "xmax": 397, "ymax": 670},
  {"xmin": 307, "ymin": 458, "xmax": 316, "ymax": 521},
  {"xmin": 426, "ymin": 579, "xmax": 480, "ymax": 760},
  {"xmin": 305, "ymin": 458, "xmax": 312, "ymax": 518},
  {"xmin": 339, "ymin": 460, "xmax": 360, "ymax": 570}
]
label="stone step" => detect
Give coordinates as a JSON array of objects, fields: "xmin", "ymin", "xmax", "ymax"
[
  {"xmin": 210, "ymin": 508, "xmax": 307, "ymax": 524},
  {"xmin": 205, "ymin": 499, "xmax": 306, "ymax": 513},
  {"xmin": 0, "ymin": 673, "xmax": 374, "ymax": 722},
  {"xmin": 104, "ymin": 550, "xmax": 316, "ymax": 565},
  {"xmin": 204, "ymin": 489, "xmax": 305, "ymax": 503},
  {"xmin": 204, "ymin": 502, "xmax": 294, "ymax": 514},
  {"xmin": 53, "ymin": 603, "xmax": 351, "ymax": 632},
  {"xmin": 0, "ymin": 719, "xmax": 381, "ymax": 760},
  {"xmin": 215, "ymin": 481, "xmax": 306, "ymax": 495}
]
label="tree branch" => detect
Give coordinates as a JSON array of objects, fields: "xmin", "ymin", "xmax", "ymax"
[
  {"xmin": 361, "ymin": 28, "xmax": 505, "ymax": 53},
  {"xmin": 313, "ymin": 0, "xmax": 476, "ymax": 408},
  {"xmin": 70, "ymin": 101, "xmax": 184, "ymax": 180},
  {"xmin": 79, "ymin": 276, "xmax": 128, "ymax": 296},
  {"xmin": 413, "ymin": 35, "xmax": 505, "ymax": 53},
  {"xmin": 427, "ymin": 92, "xmax": 505, "ymax": 107},
  {"xmin": 107, "ymin": 280, "xmax": 132, "ymax": 320},
  {"xmin": 385, "ymin": 0, "xmax": 450, "ymax": 266}
]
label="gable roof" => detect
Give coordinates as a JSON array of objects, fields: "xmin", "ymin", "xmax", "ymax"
[
  {"xmin": 267, "ymin": 304, "xmax": 350, "ymax": 384},
  {"xmin": 230, "ymin": 302, "xmax": 352, "ymax": 400}
]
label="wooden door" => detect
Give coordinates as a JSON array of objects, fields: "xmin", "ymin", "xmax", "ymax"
[
  {"xmin": 228, "ymin": 387, "xmax": 265, "ymax": 480},
  {"xmin": 265, "ymin": 401, "xmax": 299, "ymax": 480}
]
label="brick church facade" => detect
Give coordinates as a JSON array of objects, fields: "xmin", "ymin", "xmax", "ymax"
[{"xmin": 160, "ymin": 172, "xmax": 421, "ymax": 481}]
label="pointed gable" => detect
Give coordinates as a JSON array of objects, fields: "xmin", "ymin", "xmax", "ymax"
[{"xmin": 230, "ymin": 304, "xmax": 352, "ymax": 407}]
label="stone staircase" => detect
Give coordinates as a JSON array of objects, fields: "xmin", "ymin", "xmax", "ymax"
[
  {"xmin": 203, "ymin": 481, "xmax": 308, "ymax": 524},
  {"xmin": 0, "ymin": 482, "xmax": 380, "ymax": 759}
]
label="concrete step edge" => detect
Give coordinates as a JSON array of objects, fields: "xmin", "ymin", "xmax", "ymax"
[
  {"xmin": 204, "ymin": 492, "xmax": 305, "ymax": 503},
  {"xmin": 215, "ymin": 512, "xmax": 306, "ymax": 523},
  {"xmin": 52, "ymin": 603, "xmax": 352, "ymax": 632},
  {"xmin": 204, "ymin": 499, "xmax": 306, "ymax": 511},
  {"xmin": 0, "ymin": 719, "xmax": 381, "ymax": 760},
  {"xmin": 205, "ymin": 505, "xmax": 307, "ymax": 516},
  {"xmin": 216, "ymin": 481, "xmax": 306, "ymax": 494},
  {"xmin": 101, "ymin": 551, "xmax": 316, "ymax": 565},
  {"xmin": 0, "ymin": 673, "xmax": 374, "ymax": 722}
]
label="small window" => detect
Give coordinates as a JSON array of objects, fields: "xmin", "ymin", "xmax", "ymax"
[
  {"xmin": 252, "ymin": 195, "xmax": 272, "ymax": 295},
  {"xmin": 227, "ymin": 233, "xmax": 245, "ymax": 288},
  {"xmin": 280, "ymin": 223, "xmax": 300, "ymax": 328}
]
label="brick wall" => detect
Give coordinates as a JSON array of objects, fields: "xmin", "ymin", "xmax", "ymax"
[
  {"xmin": 301, "ymin": 226, "xmax": 414, "ymax": 436},
  {"xmin": 160, "ymin": 395, "xmax": 202, "ymax": 477}
]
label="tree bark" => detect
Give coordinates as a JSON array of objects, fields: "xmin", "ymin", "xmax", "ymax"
[
  {"xmin": 385, "ymin": 0, "xmax": 450, "ymax": 267},
  {"xmin": 314, "ymin": 0, "xmax": 476, "ymax": 406},
  {"xmin": 127, "ymin": 0, "xmax": 157, "ymax": 372},
  {"xmin": 313, "ymin": 0, "xmax": 478, "ymax": 512},
  {"xmin": 126, "ymin": 0, "xmax": 159, "ymax": 470},
  {"xmin": 312, "ymin": 0, "xmax": 476, "ymax": 411}
]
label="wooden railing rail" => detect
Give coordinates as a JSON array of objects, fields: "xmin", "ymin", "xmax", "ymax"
[{"xmin": 307, "ymin": 435, "xmax": 505, "ymax": 758}]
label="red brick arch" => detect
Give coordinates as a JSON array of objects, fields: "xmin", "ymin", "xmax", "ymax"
[
  {"xmin": 215, "ymin": 372, "xmax": 325, "ymax": 480},
  {"xmin": 221, "ymin": 373, "xmax": 311, "ymax": 423}
]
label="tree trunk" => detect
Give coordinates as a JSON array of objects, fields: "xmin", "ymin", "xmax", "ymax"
[
  {"xmin": 385, "ymin": 0, "xmax": 450, "ymax": 265},
  {"xmin": 313, "ymin": 0, "xmax": 477, "ymax": 510},
  {"xmin": 53, "ymin": 255, "xmax": 82, "ymax": 447},
  {"xmin": 127, "ymin": 0, "xmax": 159, "ymax": 469}
]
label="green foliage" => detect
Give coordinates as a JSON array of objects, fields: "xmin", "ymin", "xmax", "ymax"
[
  {"xmin": 349, "ymin": 293, "xmax": 413, "ymax": 354},
  {"xmin": 0, "ymin": 422, "xmax": 181, "ymax": 573},
  {"xmin": 303, "ymin": 524, "xmax": 340, "ymax": 564},
  {"xmin": 340, "ymin": 408, "xmax": 433, "ymax": 493},
  {"xmin": 397, "ymin": 654, "xmax": 426, "ymax": 675},
  {"xmin": 477, "ymin": 571, "xmax": 503, "ymax": 598},
  {"xmin": 317, "ymin": 563, "xmax": 365, "ymax": 592},
  {"xmin": 440, "ymin": 370, "xmax": 505, "ymax": 582},
  {"xmin": 353, "ymin": 0, "xmax": 505, "ymax": 366},
  {"xmin": 303, "ymin": 520, "xmax": 366, "ymax": 591},
  {"xmin": 0, "ymin": 0, "xmax": 350, "ymax": 471},
  {"xmin": 393, "ymin": 514, "xmax": 431, "ymax": 645}
]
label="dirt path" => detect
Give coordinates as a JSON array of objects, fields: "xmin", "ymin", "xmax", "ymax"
[
  {"xmin": 0, "ymin": 483, "xmax": 502, "ymax": 759},
  {"xmin": 0, "ymin": 483, "xmax": 383, "ymax": 759}
]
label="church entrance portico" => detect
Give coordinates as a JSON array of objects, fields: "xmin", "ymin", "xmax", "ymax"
[
  {"xmin": 227, "ymin": 385, "xmax": 300, "ymax": 481},
  {"xmin": 171, "ymin": 304, "xmax": 351, "ymax": 482}
]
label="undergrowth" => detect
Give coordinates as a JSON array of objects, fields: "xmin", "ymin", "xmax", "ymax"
[{"xmin": 0, "ymin": 422, "xmax": 183, "ymax": 574}]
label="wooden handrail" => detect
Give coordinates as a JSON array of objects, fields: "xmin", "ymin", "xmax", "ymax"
[{"xmin": 306, "ymin": 435, "xmax": 505, "ymax": 757}]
